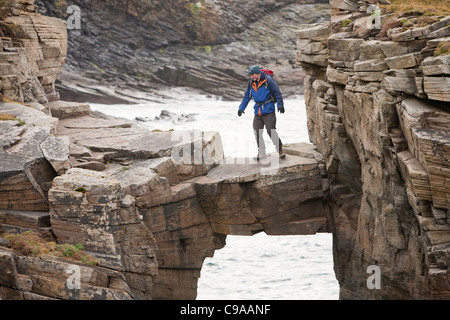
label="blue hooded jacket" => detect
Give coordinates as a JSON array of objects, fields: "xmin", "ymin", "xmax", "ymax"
[{"xmin": 238, "ymin": 72, "xmax": 284, "ymax": 116}]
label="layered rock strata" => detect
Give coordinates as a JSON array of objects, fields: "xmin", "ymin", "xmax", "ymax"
[
  {"xmin": 0, "ymin": 101, "xmax": 58, "ymax": 212},
  {"xmin": 0, "ymin": 0, "xmax": 334, "ymax": 299},
  {"xmin": 0, "ymin": 0, "xmax": 67, "ymax": 103},
  {"xmin": 0, "ymin": 248, "xmax": 135, "ymax": 300},
  {"xmin": 2, "ymin": 0, "xmax": 450, "ymax": 301},
  {"xmin": 0, "ymin": 99, "xmax": 151, "ymax": 299},
  {"xmin": 296, "ymin": 1, "xmax": 450, "ymax": 299},
  {"xmin": 193, "ymin": 143, "xmax": 329, "ymax": 236},
  {"xmin": 35, "ymin": 0, "xmax": 331, "ymax": 101},
  {"xmin": 1, "ymin": 99, "xmax": 330, "ymax": 299}
]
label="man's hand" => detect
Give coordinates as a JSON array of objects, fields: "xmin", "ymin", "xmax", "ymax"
[
  {"xmin": 278, "ymin": 106, "xmax": 285, "ymax": 114},
  {"xmin": 238, "ymin": 110, "xmax": 243, "ymax": 117}
]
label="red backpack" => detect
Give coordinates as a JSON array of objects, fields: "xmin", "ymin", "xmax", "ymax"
[{"xmin": 261, "ymin": 69, "xmax": 274, "ymax": 77}]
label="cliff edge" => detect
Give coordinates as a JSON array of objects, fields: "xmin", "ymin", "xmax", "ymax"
[
  {"xmin": 296, "ymin": 0, "xmax": 450, "ymax": 299},
  {"xmin": 0, "ymin": 1, "xmax": 330, "ymax": 301},
  {"xmin": 1, "ymin": 0, "xmax": 450, "ymax": 301}
]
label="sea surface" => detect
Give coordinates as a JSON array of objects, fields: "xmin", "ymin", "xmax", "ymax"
[{"xmin": 89, "ymin": 88, "xmax": 340, "ymax": 300}]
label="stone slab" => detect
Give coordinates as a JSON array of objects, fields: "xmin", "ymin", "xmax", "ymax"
[
  {"xmin": 48, "ymin": 100, "xmax": 90, "ymax": 119},
  {"xmin": 0, "ymin": 210, "xmax": 50, "ymax": 229},
  {"xmin": 206, "ymin": 154, "xmax": 319, "ymax": 184}
]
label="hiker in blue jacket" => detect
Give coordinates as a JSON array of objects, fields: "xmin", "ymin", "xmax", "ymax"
[{"xmin": 238, "ymin": 65, "xmax": 286, "ymax": 160}]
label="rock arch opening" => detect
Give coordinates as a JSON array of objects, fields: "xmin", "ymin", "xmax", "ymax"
[{"xmin": 197, "ymin": 233, "xmax": 338, "ymax": 300}]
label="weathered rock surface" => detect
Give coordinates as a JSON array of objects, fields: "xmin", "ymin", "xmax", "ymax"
[
  {"xmin": 0, "ymin": 0, "xmax": 350, "ymax": 302},
  {"xmin": 2, "ymin": 0, "xmax": 450, "ymax": 302},
  {"xmin": 0, "ymin": 102, "xmax": 58, "ymax": 212},
  {"xmin": 296, "ymin": 4, "xmax": 450, "ymax": 299},
  {"xmin": 49, "ymin": 168, "xmax": 159, "ymax": 299},
  {"xmin": 0, "ymin": 210, "xmax": 50, "ymax": 235},
  {"xmin": 1, "ymin": 98, "xmax": 330, "ymax": 300},
  {"xmin": 50, "ymin": 109, "xmax": 329, "ymax": 299},
  {"xmin": 0, "ymin": 247, "xmax": 134, "ymax": 300},
  {"xmin": 0, "ymin": 0, "xmax": 67, "ymax": 103},
  {"xmin": 193, "ymin": 151, "xmax": 329, "ymax": 236},
  {"xmin": 35, "ymin": 0, "xmax": 331, "ymax": 101},
  {"xmin": 40, "ymin": 135, "xmax": 70, "ymax": 175}
]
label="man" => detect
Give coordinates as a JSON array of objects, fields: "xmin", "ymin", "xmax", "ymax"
[{"xmin": 238, "ymin": 65, "xmax": 286, "ymax": 160}]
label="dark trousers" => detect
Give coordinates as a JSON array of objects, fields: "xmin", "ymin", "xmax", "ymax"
[{"xmin": 253, "ymin": 112, "xmax": 283, "ymax": 155}]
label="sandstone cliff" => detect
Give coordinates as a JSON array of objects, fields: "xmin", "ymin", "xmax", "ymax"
[
  {"xmin": 1, "ymin": 0, "xmax": 450, "ymax": 301},
  {"xmin": 296, "ymin": 0, "xmax": 450, "ymax": 299},
  {"xmin": 0, "ymin": 101, "xmax": 332, "ymax": 299},
  {"xmin": 0, "ymin": 0, "xmax": 66, "ymax": 104},
  {"xmin": 0, "ymin": 1, "xmax": 331, "ymax": 300}
]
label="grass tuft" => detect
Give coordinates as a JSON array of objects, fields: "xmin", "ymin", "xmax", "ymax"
[
  {"xmin": 381, "ymin": 0, "xmax": 450, "ymax": 17},
  {"xmin": 2, "ymin": 231, "xmax": 99, "ymax": 266},
  {"xmin": 434, "ymin": 42, "xmax": 450, "ymax": 56}
]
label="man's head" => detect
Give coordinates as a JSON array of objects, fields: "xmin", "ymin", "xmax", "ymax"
[{"xmin": 248, "ymin": 65, "xmax": 261, "ymax": 81}]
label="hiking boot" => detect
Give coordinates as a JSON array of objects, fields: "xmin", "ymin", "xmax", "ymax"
[{"xmin": 279, "ymin": 148, "xmax": 286, "ymax": 159}]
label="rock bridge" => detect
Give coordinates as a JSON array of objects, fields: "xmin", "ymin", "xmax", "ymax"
[
  {"xmin": 2, "ymin": 0, "xmax": 450, "ymax": 301},
  {"xmin": 0, "ymin": 101, "xmax": 332, "ymax": 300}
]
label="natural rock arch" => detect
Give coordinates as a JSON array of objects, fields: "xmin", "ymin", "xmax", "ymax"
[{"xmin": 0, "ymin": 0, "xmax": 449, "ymax": 301}]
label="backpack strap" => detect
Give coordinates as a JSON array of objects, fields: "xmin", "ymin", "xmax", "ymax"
[
  {"xmin": 255, "ymin": 96, "xmax": 276, "ymax": 107},
  {"xmin": 248, "ymin": 76, "xmax": 276, "ymax": 101},
  {"xmin": 265, "ymin": 77, "xmax": 276, "ymax": 102}
]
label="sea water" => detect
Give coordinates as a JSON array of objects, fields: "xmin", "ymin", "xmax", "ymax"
[{"xmin": 89, "ymin": 88, "xmax": 340, "ymax": 300}]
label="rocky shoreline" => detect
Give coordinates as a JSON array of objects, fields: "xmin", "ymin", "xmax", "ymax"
[
  {"xmin": 35, "ymin": 0, "xmax": 331, "ymax": 103},
  {"xmin": 0, "ymin": 2, "xmax": 331, "ymax": 298},
  {"xmin": 0, "ymin": 98, "xmax": 331, "ymax": 299},
  {"xmin": 1, "ymin": 0, "xmax": 450, "ymax": 300}
]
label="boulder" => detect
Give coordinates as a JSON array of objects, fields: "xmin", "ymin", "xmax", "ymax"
[
  {"xmin": 111, "ymin": 166, "xmax": 172, "ymax": 208},
  {"xmin": 40, "ymin": 135, "xmax": 71, "ymax": 175},
  {"xmin": 422, "ymin": 54, "xmax": 450, "ymax": 76},
  {"xmin": 354, "ymin": 58, "xmax": 389, "ymax": 71},
  {"xmin": 0, "ymin": 7, "xmax": 67, "ymax": 103},
  {"xmin": 328, "ymin": 37, "xmax": 364, "ymax": 65},
  {"xmin": 48, "ymin": 101, "xmax": 91, "ymax": 120},
  {"xmin": 423, "ymin": 77, "xmax": 450, "ymax": 102},
  {"xmin": 385, "ymin": 53, "xmax": 419, "ymax": 69},
  {"xmin": 296, "ymin": 23, "xmax": 329, "ymax": 69}
]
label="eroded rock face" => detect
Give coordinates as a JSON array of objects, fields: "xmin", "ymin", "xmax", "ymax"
[
  {"xmin": 48, "ymin": 168, "xmax": 159, "ymax": 299},
  {"xmin": 193, "ymin": 148, "xmax": 329, "ymax": 236},
  {"xmin": 0, "ymin": 0, "xmax": 67, "ymax": 103},
  {"xmin": 35, "ymin": 0, "xmax": 331, "ymax": 101},
  {"xmin": 0, "ymin": 248, "xmax": 134, "ymax": 300},
  {"xmin": 0, "ymin": 102, "xmax": 58, "ymax": 212},
  {"xmin": 1, "ymin": 93, "xmax": 330, "ymax": 300},
  {"xmin": 46, "ymin": 107, "xmax": 330, "ymax": 299},
  {"xmin": 0, "ymin": 0, "xmax": 335, "ymax": 301},
  {"xmin": 3, "ymin": 0, "xmax": 449, "ymax": 301},
  {"xmin": 296, "ymin": 3, "xmax": 450, "ymax": 299}
]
